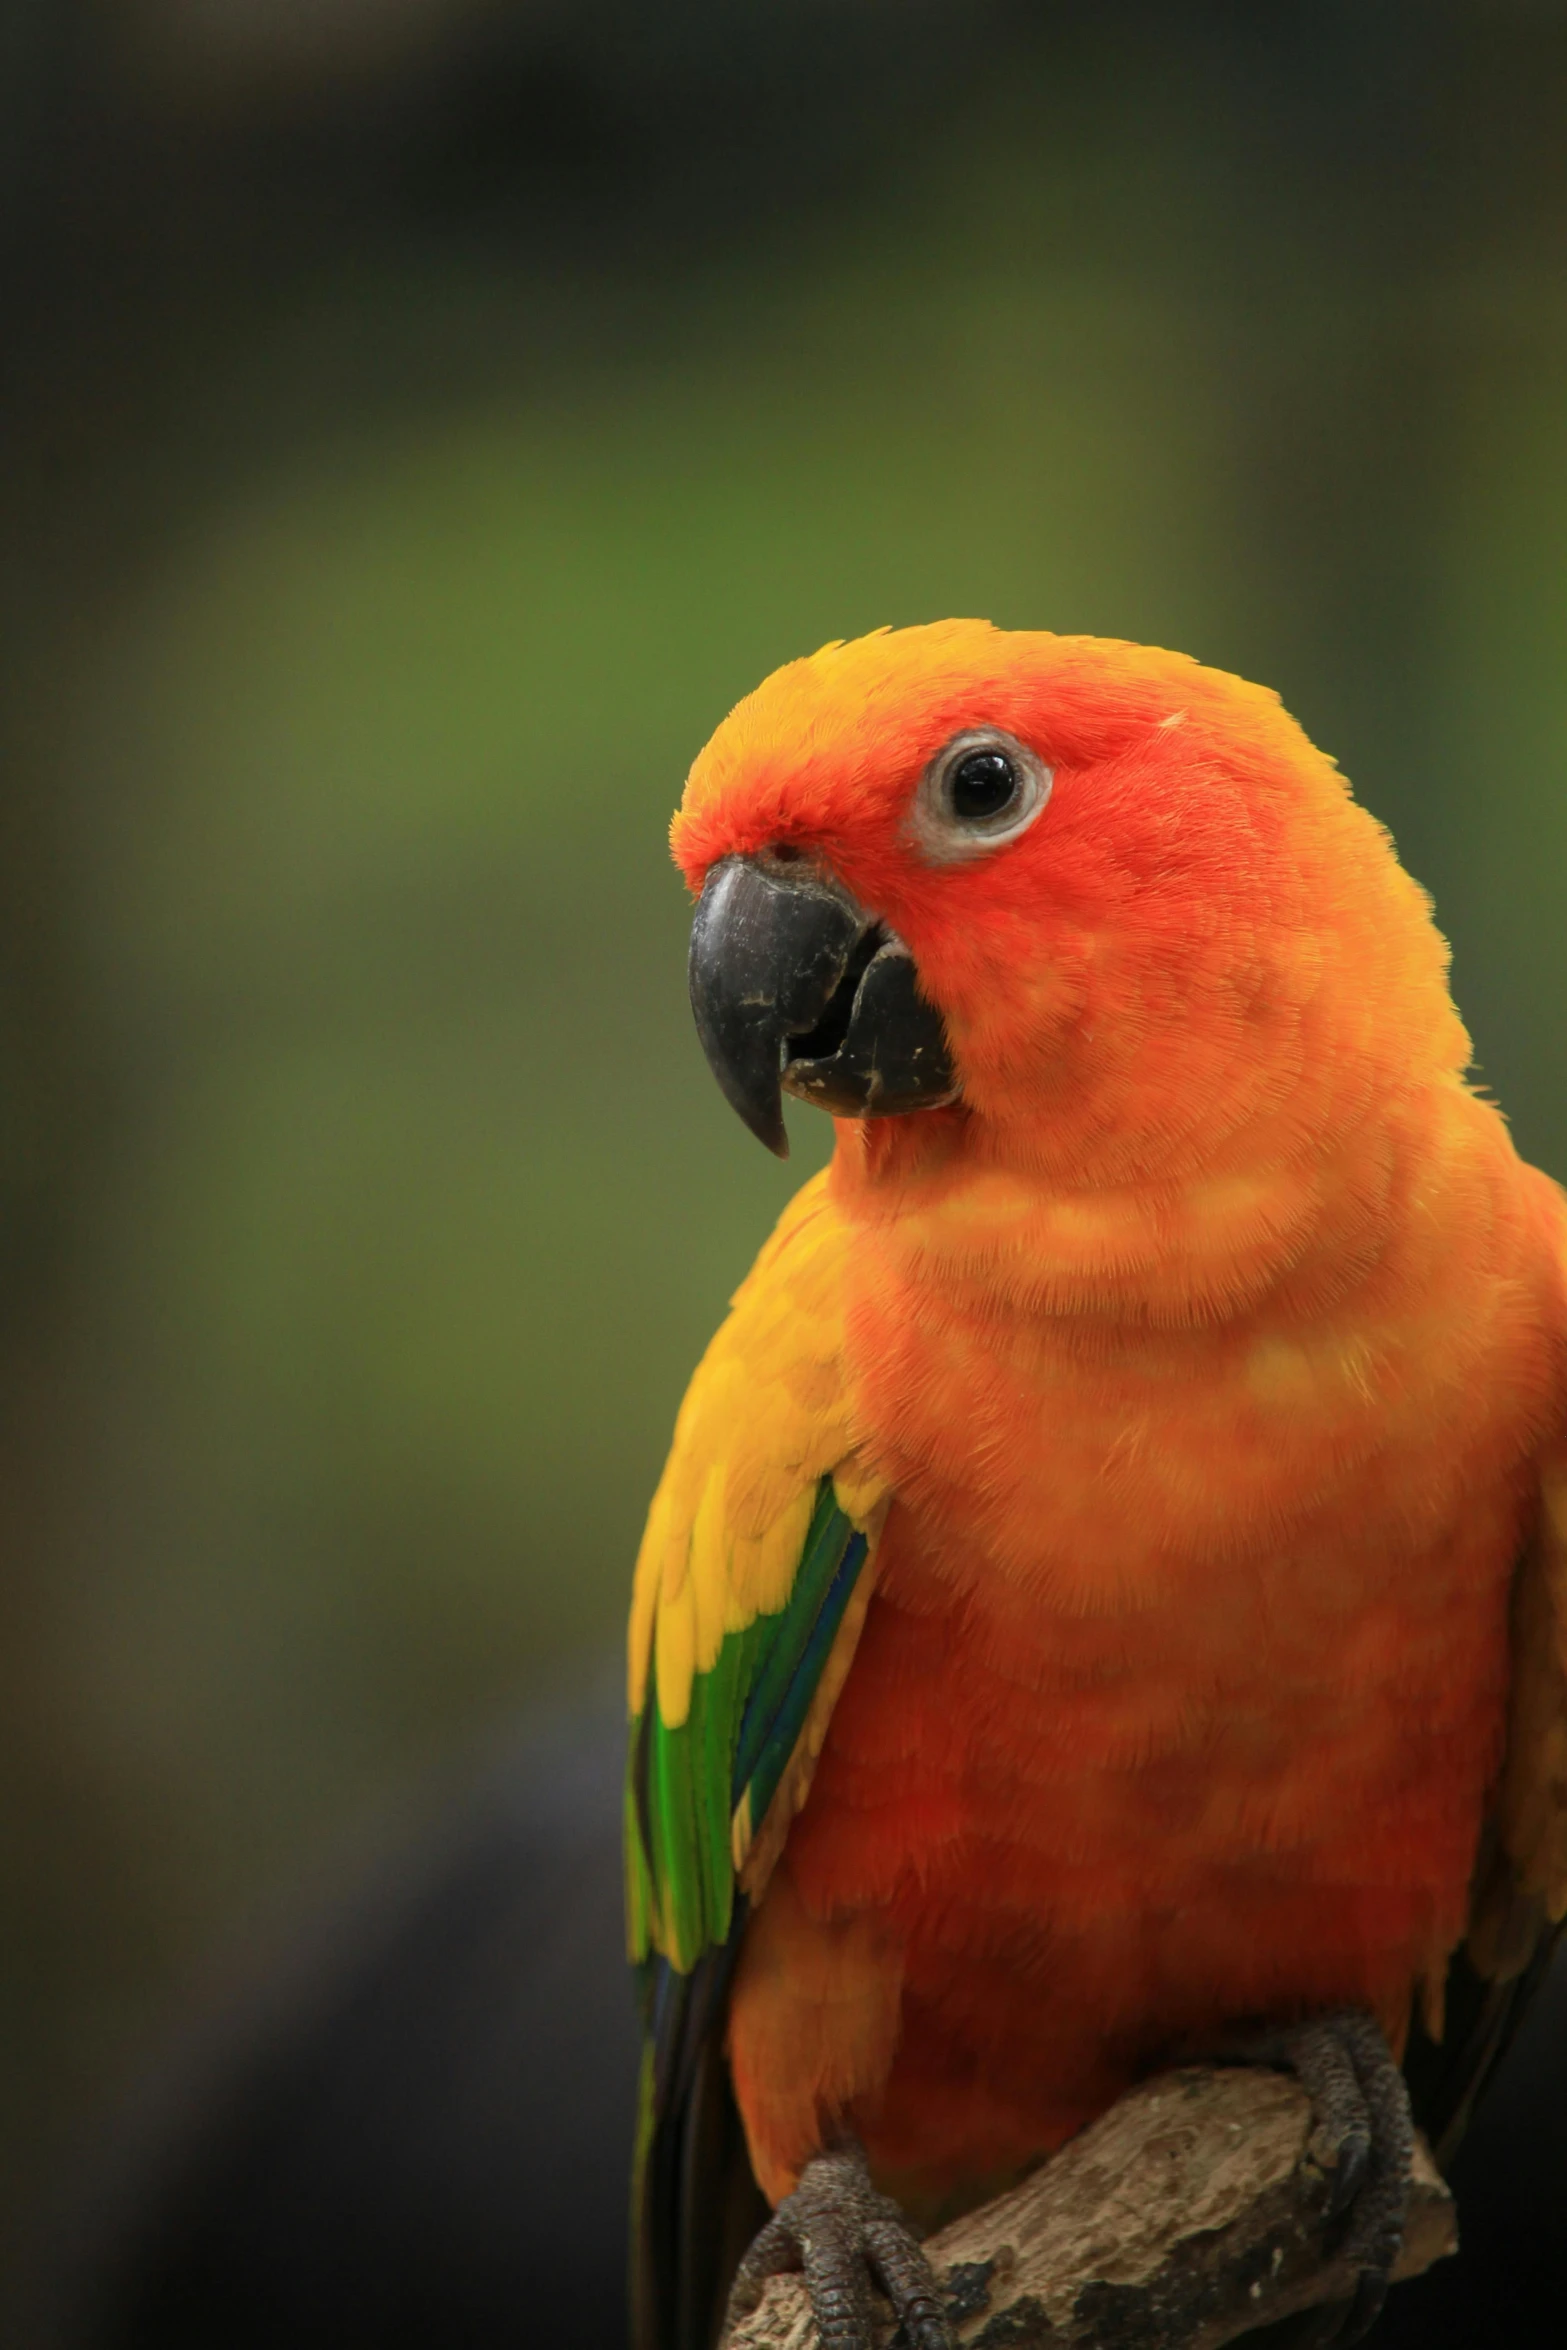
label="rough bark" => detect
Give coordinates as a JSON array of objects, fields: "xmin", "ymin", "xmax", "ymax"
[{"xmin": 725, "ymin": 2066, "xmax": 1456, "ymax": 2350}]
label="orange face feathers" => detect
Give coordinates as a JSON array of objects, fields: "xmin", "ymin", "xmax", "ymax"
[{"xmin": 673, "ymin": 622, "xmax": 1466, "ymax": 1183}]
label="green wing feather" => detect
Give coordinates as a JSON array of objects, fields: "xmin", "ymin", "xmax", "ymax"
[
  {"xmin": 627, "ymin": 1476, "xmax": 870, "ymax": 1974},
  {"xmin": 627, "ymin": 1476, "xmax": 872, "ymax": 2350}
]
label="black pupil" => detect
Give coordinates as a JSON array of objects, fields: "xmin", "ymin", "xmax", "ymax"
[{"xmin": 949, "ymin": 748, "xmax": 1019, "ymax": 823}]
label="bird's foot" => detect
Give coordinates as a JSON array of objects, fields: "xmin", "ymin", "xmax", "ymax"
[
  {"xmin": 722, "ymin": 2137, "xmax": 952, "ymax": 2350},
  {"xmin": 1234, "ymin": 2007, "xmax": 1414, "ymax": 2347}
]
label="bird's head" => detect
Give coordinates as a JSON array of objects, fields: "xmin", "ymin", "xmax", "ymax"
[{"xmin": 673, "ymin": 621, "xmax": 1465, "ymax": 1182}]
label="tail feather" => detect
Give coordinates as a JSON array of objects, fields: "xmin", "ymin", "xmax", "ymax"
[{"xmin": 632, "ymin": 1936, "xmax": 768, "ymax": 2350}]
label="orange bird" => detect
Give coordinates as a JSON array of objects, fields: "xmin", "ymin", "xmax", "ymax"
[{"xmin": 625, "ymin": 623, "xmax": 1567, "ymax": 2350}]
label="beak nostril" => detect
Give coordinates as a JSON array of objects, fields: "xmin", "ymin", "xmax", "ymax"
[{"xmin": 769, "ymin": 843, "xmax": 805, "ymax": 864}]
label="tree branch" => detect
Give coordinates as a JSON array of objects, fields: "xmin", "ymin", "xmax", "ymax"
[{"xmin": 726, "ymin": 2067, "xmax": 1456, "ymax": 2350}]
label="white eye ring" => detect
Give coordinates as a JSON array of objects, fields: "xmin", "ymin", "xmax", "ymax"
[{"xmin": 909, "ymin": 727, "xmax": 1053, "ymax": 864}]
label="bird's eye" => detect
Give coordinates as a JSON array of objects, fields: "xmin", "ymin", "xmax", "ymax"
[
  {"xmin": 949, "ymin": 749, "xmax": 1019, "ymax": 824},
  {"xmin": 911, "ymin": 728, "xmax": 1052, "ymax": 862}
]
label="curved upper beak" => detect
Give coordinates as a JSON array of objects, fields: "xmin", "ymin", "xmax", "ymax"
[{"xmin": 687, "ymin": 854, "xmax": 957, "ymax": 1156}]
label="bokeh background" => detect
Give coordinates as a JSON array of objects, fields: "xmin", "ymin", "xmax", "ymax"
[{"xmin": 5, "ymin": 0, "xmax": 1567, "ymax": 2327}]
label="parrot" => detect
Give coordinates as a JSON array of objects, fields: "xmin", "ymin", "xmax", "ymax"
[{"xmin": 623, "ymin": 621, "xmax": 1567, "ymax": 2350}]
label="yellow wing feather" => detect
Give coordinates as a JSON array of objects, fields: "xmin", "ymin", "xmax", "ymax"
[{"xmin": 627, "ymin": 1169, "xmax": 890, "ymax": 1732}]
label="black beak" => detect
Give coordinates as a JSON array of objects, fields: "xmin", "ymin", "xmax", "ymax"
[{"xmin": 688, "ymin": 854, "xmax": 958, "ymax": 1156}]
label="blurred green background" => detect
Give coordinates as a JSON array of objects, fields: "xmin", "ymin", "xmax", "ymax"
[{"xmin": 4, "ymin": 0, "xmax": 1567, "ymax": 2311}]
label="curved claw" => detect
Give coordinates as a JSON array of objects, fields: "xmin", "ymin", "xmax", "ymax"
[
  {"xmin": 723, "ymin": 2141, "xmax": 952, "ymax": 2350},
  {"xmin": 1235, "ymin": 2007, "xmax": 1414, "ymax": 2348}
]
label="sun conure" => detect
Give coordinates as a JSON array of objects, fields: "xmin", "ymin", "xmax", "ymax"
[{"xmin": 624, "ymin": 622, "xmax": 1567, "ymax": 2350}]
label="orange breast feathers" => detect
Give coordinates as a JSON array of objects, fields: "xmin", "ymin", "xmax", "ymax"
[
  {"xmin": 725, "ymin": 1100, "xmax": 1566, "ymax": 2212},
  {"xmin": 663, "ymin": 627, "xmax": 1567, "ymax": 2218}
]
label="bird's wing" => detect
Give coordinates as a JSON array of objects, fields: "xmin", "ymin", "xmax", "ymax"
[
  {"xmin": 625, "ymin": 1169, "xmax": 889, "ymax": 2350},
  {"xmin": 1406, "ymin": 1449, "xmax": 1567, "ymax": 2164}
]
